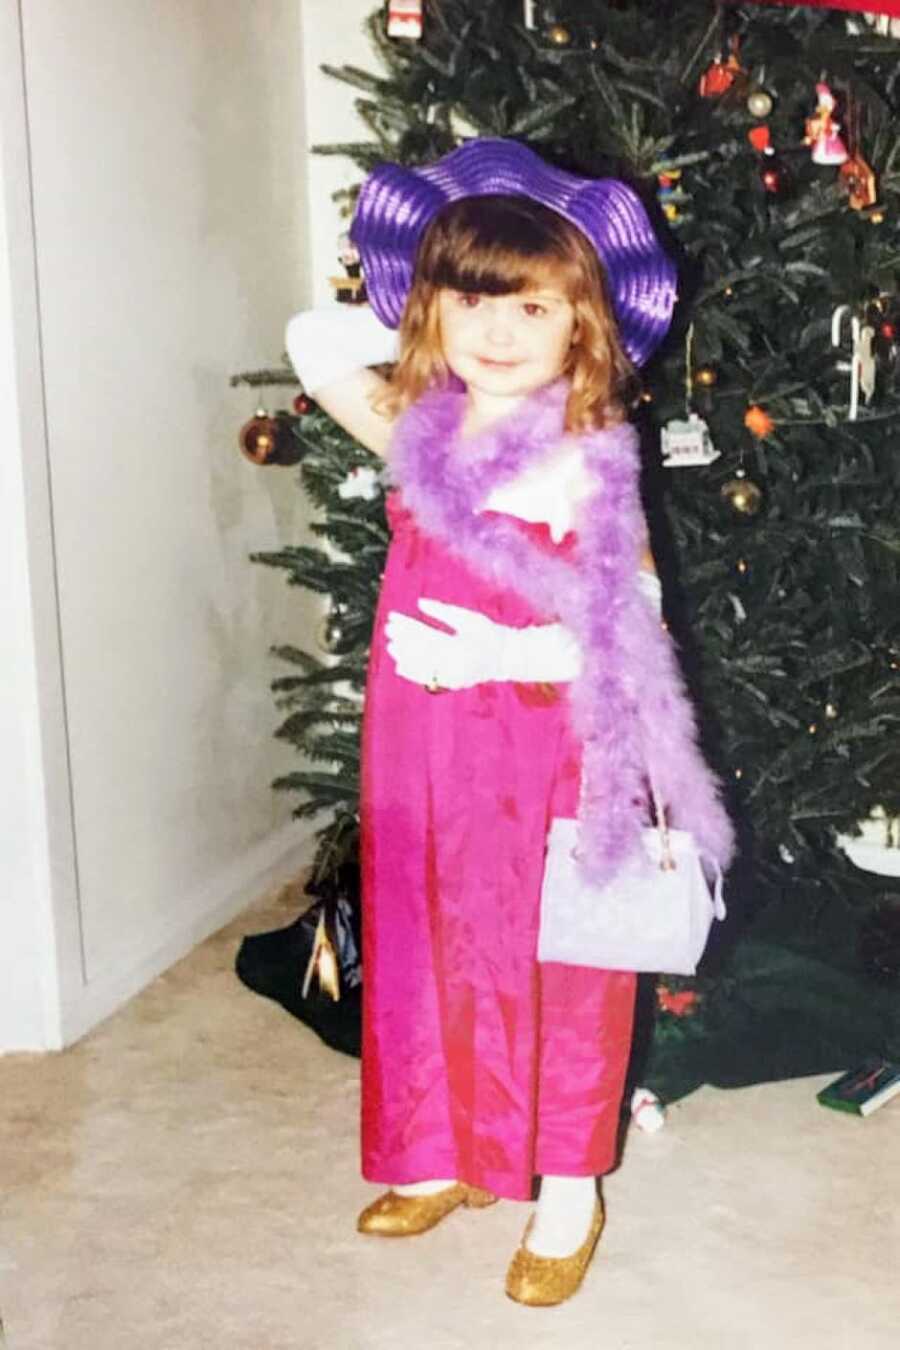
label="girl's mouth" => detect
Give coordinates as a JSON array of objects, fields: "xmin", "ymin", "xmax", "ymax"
[{"xmin": 476, "ymin": 357, "xmax": 519, "ymax": 368}]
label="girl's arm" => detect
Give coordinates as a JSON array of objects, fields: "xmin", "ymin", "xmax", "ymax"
[{"xmin": 285, "ymin": 306, "xmax": 399, "ymax": 460}]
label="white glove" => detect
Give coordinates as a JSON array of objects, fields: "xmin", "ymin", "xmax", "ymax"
[
  {"xmin": 384, "ymin": 598, "xmax": 582, "ymax": 690},
  {"xmin": 637, "ymin": 570, "xmax": 662, "ymax": 615},
  {"xmin": 284, "ymin": 305, "xmax": 399, "ymax": 396}
]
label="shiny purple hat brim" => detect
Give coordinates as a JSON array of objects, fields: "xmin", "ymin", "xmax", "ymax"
[{"xmin": 349, "ymin": 137, "xmax": 677, "ymax": 368}]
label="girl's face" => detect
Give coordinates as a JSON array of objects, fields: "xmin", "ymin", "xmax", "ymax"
[{"xmin": 437, "ymin": 284, "xmax": 577, "ymax": 412}]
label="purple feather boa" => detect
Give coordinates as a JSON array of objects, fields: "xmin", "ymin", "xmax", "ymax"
[{"xmin": 389, "ymin": 378, "xmax": 735, "ymax": 882}]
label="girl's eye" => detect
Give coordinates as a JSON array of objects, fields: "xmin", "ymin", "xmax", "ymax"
[
  {"xmin": 457, "ymin": 293, "xmax": 480, "ymax": 308},
  {"xmin": 522, "ymin": 302, "xmax": 547, "ymax": 317}
]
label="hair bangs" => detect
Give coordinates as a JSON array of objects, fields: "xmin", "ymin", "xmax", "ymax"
[{"xmin": 421, "ymin": 198, "xmax": 582, "ymax": 298}]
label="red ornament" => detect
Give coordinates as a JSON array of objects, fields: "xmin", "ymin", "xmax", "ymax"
[
  {"xmin": 880, "ymin": 322, "xmax": 896, "ymax": 340},
  {"xmin": 293, "ymin": 394, "xmax": 312, "ymax": 415},
  {"xmin": 698, "ymin": 37, "xmax": 745, "ymax": 98},
  {"xmin": 699, "ymin": 58, "xmax": 736, "ymax": 97},
  {"xmin": 747, "ymin": 126, "xmax": 772, "ymax": 154},
  {"xmin": 748, "ymin": 126, "xmax": 786, "ymax": 194},
  {"xmin": 657, "ymin": 985, "xmax": 701, "ymax": 1017},
  {"xmin": 745, "ymin": 404, "xmax": 775, "ymax": 438}
]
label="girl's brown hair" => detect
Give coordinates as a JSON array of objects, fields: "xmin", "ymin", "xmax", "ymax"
[{"xmin": 378, "ymin": 195, "xmax": 636, "ymax": 431}]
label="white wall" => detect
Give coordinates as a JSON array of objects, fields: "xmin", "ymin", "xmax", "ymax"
[
  {"xmin": 0, "ymin": 101, "xmax": 63, "ymax": 1051},
  {"xmin": 0, "ymin": 0, "xmax": 381, "ymax": 1051},
  {"xmin": 0, "ymin": 0, "xmax": 79, "ymax": 1051},
  {"xmin": 299, "ymin": 0, "xmax": 382, "ymax": 306}
]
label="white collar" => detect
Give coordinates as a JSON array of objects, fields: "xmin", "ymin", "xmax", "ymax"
[{"xmin": 479, "ymin": 444, "xmax": 595, "ymax": 543}]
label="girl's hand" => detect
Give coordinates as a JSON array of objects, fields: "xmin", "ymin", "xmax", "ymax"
[
  {"xmin": 284, "ymin": 306, "xmax": 398, "ymax": 459},
  {"xmin": 384, "ymin": 598, "xmax": 582, "ymax": 690}
]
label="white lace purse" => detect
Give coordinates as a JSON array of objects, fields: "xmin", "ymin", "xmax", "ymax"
[{"xmin": 537, "ymin": 803, "xmax": 726, "ymax": 976}]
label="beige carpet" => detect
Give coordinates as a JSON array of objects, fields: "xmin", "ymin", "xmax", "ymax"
[{"xmin": 1, "ymin": 879, "xmax": 898, "ymax": 1350}]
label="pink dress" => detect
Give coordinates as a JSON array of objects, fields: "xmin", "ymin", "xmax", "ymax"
[{"xmin": 360, "ymin": 492, "xmax": 636, "ymax": 1201}]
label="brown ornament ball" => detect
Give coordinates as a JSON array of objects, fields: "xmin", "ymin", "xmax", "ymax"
[
  {"xmin": 239, "ymin": 412, "xmax": 280, "ymax": 465},
  {"xmin": 239, "ymin": 409, "xmax": 301, "ymax": 467},
  {"xmin": 721, "ymin": 475, "xmax": 763, "ymax": 516}
]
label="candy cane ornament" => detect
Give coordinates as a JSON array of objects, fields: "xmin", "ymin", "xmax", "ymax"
[{"xmin": 832, "ymin": 304, "xmax": 862, "ymax": 420}]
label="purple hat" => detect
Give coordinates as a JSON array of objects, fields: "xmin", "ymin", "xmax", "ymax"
[{"xmin": 349, "ymin": 137, "xmax": 677, "ymax": 368}]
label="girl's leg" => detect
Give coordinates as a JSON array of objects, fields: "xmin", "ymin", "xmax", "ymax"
[
  {"xmin": 530, "ymin": 963, "xmax": 637, "ymax": 1254},
  {"xmin": 393, "ymin": 1179, "xmax": 456, "ymax": 1195},
  {"xmin": 529, "ymin": 1175, "xmax": 598, "ymax": 1256}
]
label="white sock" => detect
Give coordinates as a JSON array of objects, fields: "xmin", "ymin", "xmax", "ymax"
[
  {"xmin": 393, "ymin": 1178, "xmax": 456, "ymax": 1196},
  {"xmin": 631, "ymin": 1087, "xmax": 667, "ymax": 1134},
  {"xmin": 527, "ymin": 1175, "xmax": 597, "ymax": 1257}
]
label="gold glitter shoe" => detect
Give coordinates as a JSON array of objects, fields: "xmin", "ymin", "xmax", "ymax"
[
  {"xmin": 356, "ymin": 1183, "xmax": 498, "ymax": 1237},
  {"xmin": 504, "ymin": 1198, "xmax": 605, "ymax": 1307}
]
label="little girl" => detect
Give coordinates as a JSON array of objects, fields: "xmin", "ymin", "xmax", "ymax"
[{"xmin": 286, "ymin": 138, "xmax": 733, "ymax": 1307}]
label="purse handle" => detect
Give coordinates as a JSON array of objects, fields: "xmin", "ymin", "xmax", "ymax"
[
  {"xmin": 575, "ymin": 767, "xmax": 677, "ymax": 872},
  {"xmin": 650, "ymin": 782, "xmax": 677, "ymax": 873},
  {"xmin": 650, "ymin": 782, "xmax": 727, "ymax": 919}
]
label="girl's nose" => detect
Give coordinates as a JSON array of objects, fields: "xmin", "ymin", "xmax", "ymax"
[{"xmin": 484, "ymin": 303, "xmax": 515, "ymax": 346}]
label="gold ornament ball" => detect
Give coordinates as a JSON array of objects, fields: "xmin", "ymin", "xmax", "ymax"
[
  {"xmin": 736, "ymin": 558, "xmax": 749, "ymax": 575},
  {"xmin": 694, "ymin": 365, "xmax": 718, "ymax": 388},
  {"xmin": 548, "ymin": 23, "xmax": 572, "ymax": 46},
  {"xmin": 317, "ymin": 612, "xmax": 344, "ymax": 654},
  {"xmin": 721, "ymin": 476, "xmax": 763, "ymax": 516},
  {"xmin": 825, "ymin": 702, "xmax": 839, "ymax": 720},
  {"xmin": 747, "ymin": 89, "xmax": 774, "ymax": 118}
]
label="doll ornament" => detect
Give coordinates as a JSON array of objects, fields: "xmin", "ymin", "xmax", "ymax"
[{"xmin": 805, "ymin": 83, "xmax": 849, "ymax": 166}]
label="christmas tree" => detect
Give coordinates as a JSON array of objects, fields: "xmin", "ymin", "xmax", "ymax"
[{"xmin": 237, "ymin": 1, "xmax": 900, "ymax": 1095}]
